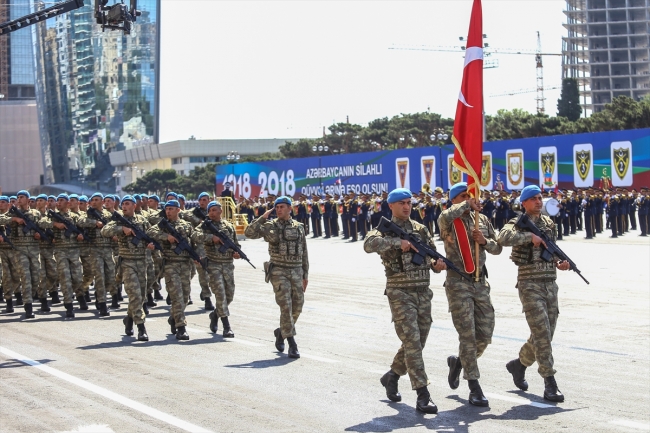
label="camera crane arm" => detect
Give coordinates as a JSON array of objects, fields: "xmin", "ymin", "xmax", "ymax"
[{"xmin": 0, "ymin": 0, "xmax": 85, "ymax": 36}]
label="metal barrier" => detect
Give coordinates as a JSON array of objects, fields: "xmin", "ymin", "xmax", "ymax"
[{"xmin": 216, "ymin": 197, "xmax": 248, "ymax": 235}]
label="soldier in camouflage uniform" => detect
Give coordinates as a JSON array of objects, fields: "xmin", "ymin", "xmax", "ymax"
[
  {"xmin": 497, "ymin": 184, "xmax": 570, "ymax": 403},
  {"xmin": 201, "ymin": 200, "xmax": 239, "ymax": 337},
  {"xmin": 437, "ymin": 182, "xmax": 502, "ymax": 407},
  {"xmin": 70, "ymin": 195, "xmax": 93, "ymax": 303},
  {"xmin": 133, "ymin": 194, "xmax": 156, "ymax": 314},
  {"xmin": 364, "ymin": 188, "xmax": 446, "ymax": 414},
  {"xmin": 179, "ymin": 192, "xmax": 215, "ymax": 311},
  {"xmin": 0, "ymin": 190, "xmax": 46, "ymax": 318},
  {"xmin": 85, "ymin": 193, "xmax": 116, "ymax": 317},
  {"xmin": 146, "ymin": 195, "xmax": 164, "ymax": 301},
  {"xmin": 245, "ymin": 195, "xmax": 308, "ymax": 359},
  {"xmin": 103, "ymin": 195, "xmax": 123, "ymax": 305},
  {"xmin": 147, "ymin": 199, "xmax": 202, "ymax": 341},
  {"xmin": 101, "ymin": 195, "xmax": 151, "ymax": 341},
  {"xmin": 0, "ymin": 195, "xmax": 22, "ymax": 313},
  {"xmin": 35, "ymin": 194, "xmax": 60, "ymax": 305}
]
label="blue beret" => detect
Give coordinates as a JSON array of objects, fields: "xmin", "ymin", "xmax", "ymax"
[
  {"xmin": 166, "ymin": 192, "xmax": 178, "ymax": 200},
  {"xmin": 198, "ymin": 192, "xmax": 210, "ymax": 200},
  {"xmin": 178, "ymin": 194, "xmax": 186, "ymax": 201},
  {"xmin": 69, "ymin": 194, "xmax": 79, "ymax": 200},
  {"xmin": 149, "ymin": 195, "xmax": 160, "ymax": 202},
  {"xmin": 0, "ymin": 196, "xmax": 8, "ymax": 202},
  {"xmin": 103, "ymin": 195, "xmax": 115, "ymax": 201},
  {"xmin": 141, "ymin": 194, "xmax": 149, "ymax": 200},
  {"xmin": 79, "ymin": 195, "xmax": 88, "ymax": 203},
  {"xmin": 207, "ymin": 201, "xmax": 221, "ymax": 211},
  {"xmin": 9, "ymin": 196, "xmax": 17, "ymax": 200},
  {"xmin": 121, "ymin": 195, "xmax": 136, "ymax": 204},
  {"xmin": 57, "ymin": 194, "xmax": 69, "ymax": 201},
  {"xmin": 48, "ymin": 195, "xmax": 56, "ymax": 200},
  {"xmin": 165, "ymin": 200, "xmax": 180, "ymax": 208},
  {"xmin": 449, "ymin": 182, "xmax": 468, "ymax": 201},
  {"xmin": 29, "ymin": 197, "xmax": 36, "ymax": 201},
  {"xmin": 133, "ymin": 194, "xmax": 142, "ymax": 201},
  {"xmin": 520, "ymin": 185, "xmax": 542, "ymax": 202},
  {"xmin": 387, "ymin": 188, "xmax": 412, "ymax": 204},
  {"xmin": 36, "ymin": 194, "xmax": 48, "ymax": 200},
  {"xmin": 90, "ymin": 192, "xmax": 104, "ymax": 200},
  {"xmin": 16, "ymin": 190, "xmax": 30, "ymax": 198},
  {"xmin": 274, "ymin": 196, "xmax": 292, "ymax": 206}
]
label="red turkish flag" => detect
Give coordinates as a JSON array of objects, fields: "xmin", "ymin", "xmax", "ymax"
[{"xmin": 452, "ymin": 0, "xmax": 484, "ymax": 197}]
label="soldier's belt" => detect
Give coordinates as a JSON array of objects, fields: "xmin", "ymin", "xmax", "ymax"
[
  {"xmin": 518, "ymin": 277, "xmax": 555, "ymax": 283},
  {"xmin": 448, "ymin": 270, "xmax": 486, "ymax": 281},
  {"xmin": 269, "ymin": 261, "xmax": 302, "ymax": 268}
]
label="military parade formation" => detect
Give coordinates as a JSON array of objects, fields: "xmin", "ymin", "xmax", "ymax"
[{"xmin": 1, "ymin": 183, "xmax": 649, "ymax": 415}]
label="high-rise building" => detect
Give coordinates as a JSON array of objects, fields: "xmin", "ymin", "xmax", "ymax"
[
  {"xmin": 563, "ymin": 0, "xmax": 650, "ymax": 115},
  {"xmin": 32, "ymin": 0, "xmax": 160, "ymax": 188},
  {"xmin": 0, "ymin": 0, "xmax": 36, "ymax": 100}
]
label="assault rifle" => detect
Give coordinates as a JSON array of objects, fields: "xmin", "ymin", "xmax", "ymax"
[
  {"xmin": 87, "ymin": 207, "xmax": 109, "ymax": 225},
  {"xmin": 200, "ymin": 219, "xmax": 255, "ymax": 269},
  {"xmin": 0, "ymin": 226, "xmax": 15, "ymax": 250},
  {"xmin": 376, "ymin": 216, "xmax": 471, "ymax": 282},
  {"xmin": 9, "ymin": 205, "xmax": 53, "ymax": 244},
  {"xmin": 110, "ymin": 211, "xmax": 162, "ymax": 251},
  {"xmin": 515, "ymin": 213, "xmax": 589, "ymax": 285},
  {"xmin": 158, "ymin": 216, "xmax": 207, "ymax": 270},
  {"xmin": 47, "ymin": 210, "xmax": 88, "ymax": 242}
]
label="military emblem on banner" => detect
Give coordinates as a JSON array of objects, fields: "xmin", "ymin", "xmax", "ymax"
[
  {"xmin": 576, "ymin": 149, "xmax": 591, "ymax": 181},
  {"xmin": 480, "ymin": 154, "xmax": 491, "ymax": 187},
  {"xmin": 613, "ymin": 147, "xmax": 630, "ymax": 180},
  {"xmin": 422, "ymin": 158, "xmax": 433, "ymax": 185},
  {"xmin": 395, "ymin": 157, "xmax": 410, "ymax": 189},
  {"xmin": 449, "ymin": 158, "xmax": 462, "ymax": 185},
  {"xmin": 507, "ymin": 152, "xmax": 523, "ymax": 186},
  {"xmin": 541, "ymin": 152, "xmax": 555, "ymax": 187}
]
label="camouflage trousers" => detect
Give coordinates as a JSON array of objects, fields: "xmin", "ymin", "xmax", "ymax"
[
  {"xmin": 164, "ymin": 260, "xmax": 192, "ymax": 328},
  {"xmin": 145, "ymin": 249, "xmax": 159, "ymax": 294},
  {"xmin": 269, "ymin": 265, "xmax": 304, "ymax": 338},
  {"xmin": 10, "ymin": 246, "xmax": 42, "ymax": 304},
  {"xmin": 445, "ymin": 276, "xmax": 495, "ymax": 381},
  {"xmin": 196, "ymin": 264, "xmax": 211, "ymax": 300},
  {"xmin": 386, "ymin": 286, "xmax": 433, "ymax": 390},
  {"xmin": 206, "ymin": 260, "xmax": 235, "ymax": 318},
  {"xmin": 517, "ymin": 280, "xmax": 559, "ymax": 378},
  {"xmin": 54, "ymin": 248, "xmax": 83, "ymax": 305},
  {"xmin": 92, "ymin": 247, "xmax": 116, "ymax": 303},
  {"xmin": 121, "ymin": 258, "xmax": 146, "ymax": 325},
  {"xmin": 0, "ymin": 249, "xmax": 21, "ymax": 300},
  {"xmin": 80, "ymin": 247, "xmax": 94, "ymax": 291},
  {"xmin": 39, "ymin": 247, "xmax": 58, "ymax": 295}
]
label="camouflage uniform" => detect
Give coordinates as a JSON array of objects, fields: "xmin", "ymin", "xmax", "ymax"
[
  {"xmin": 147, "ymin": 218, "xmax": 201, "ymax": 328},
  {"xmin": 101, "ymin": 213, "xmax": 150, "ymax": 325},
  {"xmin": 86, "ymin": 208, "xmax": 116, "ymax": 303},
  {"xmin": 363, "ymin": 217, "xmax": 441, "ymax": 390},
  {"xmin": 74, "ymin": 210, "xmax": 94, "ymax": 295},
  {"xmin": 0, "ymin": 208, "xmax": 44, "ymax": 304},
  {"xmin": 497, "ymin": 213, "xmax": 559, "ymax": 378},
  {"xmin": 245, "ymin": 216, "xmax": 308, "ymax": 338},
  {"xmin": 136, "ymin": 209, "xmax": 158, "ymax": 297},
  {"xmin": 146, "ymin": 210, "xmax": 164, "ymax": 294},
  {"xmin": 180, "ymin": 208, "xmax": 212, "ymax": 301},
  {"xmin": 201, "ymin": 218, "xmax": 238, "ymax": 318},
  {"xmin": 438, "ymin": 201, "xmax": 502, "ymax": 380},
  {"xmin": 39, "ymin": 238, "xmax": 58, "ymax": 300},
  {"xmin": 0, "ymin": 222, "xmax": 21, "ymax": 302}
]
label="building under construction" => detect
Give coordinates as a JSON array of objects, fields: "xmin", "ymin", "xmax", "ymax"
[{"xmin": 563, "ymin": 0, "xmax": 650, "ymax": 115}]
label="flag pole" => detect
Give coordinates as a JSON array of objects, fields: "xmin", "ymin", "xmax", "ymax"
[{"xmin": 474, "ymin": 182, "xmax": 480, "ymax": 282}]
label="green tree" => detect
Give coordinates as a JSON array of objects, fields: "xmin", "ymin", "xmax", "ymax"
[
  {"xmin": 122, "ymin": 169, "xmax": 179, "ymax": 195},
  {"xmin": 557, "ymin": 78, "xmax": 583, "ymax": 121}
]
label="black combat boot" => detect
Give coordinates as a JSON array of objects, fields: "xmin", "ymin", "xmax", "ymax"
[
  {"xmin": 64, "ymin": 303, "xmax": 75, "ymax": 318},
  {"xmin": 142, "ymin": 302, "xmax": 149, "ymax": 315},
  {"xmin": 221, "ymin": 316, "xmax": 234, "ymax": 338},
  {"xmin": 110, "ymin": 295, "xmax": 120, "ymax": 310},
  {"xmin": 137, "ymin": 323, "xmax": 149, "ymax": 342},
  {"xmin": 123, "ymin": 316, "xmax": 134, "ymax": 336},
  {"xmin": 50, "ymin": 291, "xmax": 61, "ymax": 304},
  {"xmin": 146, "ymin": 293, "xmax": 157, "ymax": 307},
  {"xmin": 187, "ymin": 295, "xmax": 193, "ymax": 305},
  {"xmin": 274, "ymin": 328, "xmax": 285, "ymax": 353},
  {"xmin": 415, "ymin": 386, "xmax": 438, "ymax": 414},
  {"xmin": 175, "ymin": 326, "xmax": 189, "ymax": 340},
  {"xmin": 153, "ymin": 289, "xmax": 164, "ymax": 301},
  {"xmin": 204, "ymin": 297, "xmax": 215, "ymax": 311},
  {"xmin": 98, "ymin": 302, "xmax": 110, "ymax": 317},
  {"xmin": 447, "ymin": 355, "xmax": 463, "ymax": 390},
  {"xmin": 287, "ymin": 337, "xmax": 300, "ymax": 359},
  {"xmin": 15, "ymin": 293, "xmax": 23, "ymax": 306},
  {"xmin": 380, "ymin": 370, "xmax": 402, "ymax": 402},
  {"xmin": 167, "ymin": 316, "xmax": 177, "ymax": 334},
  {"xmin": 76, "ymin": 295, "xmax": 88, "ymax": 310},
  {"xmin": 468, "ymin": 379, "xmax": 489, "ymax": 406},
  {"xmin": 543, "ymin": 376, "xmax": 564, "ymax": 402},
  {"xmin": 166, "ymin": 293, "xmax": 171, "ymax": 305},
  {"xmin": 84, "ymin": 291, "xmax": 92, "ymax": 302},
  {"xmin": 5, "ymin": 299, "xmax": 14, "ymax": 313},
  {"xmin": 209, "ymin": 311, "xmax": 218, "ymax": 333},
  {"xmin": 117, "ymin": 285, "xmax": 124, "ymax": 301},
  {"xmin": 39, "ymin": 298, "xmax": 51, "ymax": 313},
  {"xmin": 506, "ymin": 358, "xmax": 529, "ymax": 391},
  {"xmin": 24, "ymin": 303, "xmax": 35, "ymax": 319}
]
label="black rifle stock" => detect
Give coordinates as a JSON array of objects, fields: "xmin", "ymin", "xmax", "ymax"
[
  {"xmin": 110, "ymin": 211, "xmax": 162, "ymax": 251},
  {"xmin": 0, "ymin": 226, "xmax": 16, "ymax": 250},
  {"xmin": 47, "ymin": 210, "xmax": 88, "ymax": 241},
  {"xmin": 157, "ymin": 217, "xmax": 207, "ymax": 270},
  {"xmin": 376, "ymin": 216, "xmax": 471, "ymax": 282},
  {"xmin": 9, "ymin": 205, "xmax": 53, "ymax": 243},
  {"xmin": 87, "ymin": 207, "xmax": 109, "ymax": 225},
  {"xmin": 515, "ymin": 213, "xmax": 590, "ymax": 284}
]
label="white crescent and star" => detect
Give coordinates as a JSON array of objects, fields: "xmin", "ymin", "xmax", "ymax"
[{"xmin": 458, "ymin": 46, "xmax": 483, "ymax": 108}]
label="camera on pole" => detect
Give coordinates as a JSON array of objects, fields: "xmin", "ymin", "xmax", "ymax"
[{"xmin": 94, "ymin": 0, "xmax": 141, "ymax": 35}]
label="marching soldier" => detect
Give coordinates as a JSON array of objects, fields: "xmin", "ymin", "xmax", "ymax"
[
  {"xmin": 147, "ymin": 195, "xmax": 164, "ymax": 301},
  {"xmin": 438, "ymin": 183, "xmax": 502, "ymax": 407},
  {"xmin": 245, "ymin": 196, "xmax": 308, "ymax": 359},
  {"xmin": 364, "ymin": 188, "xmax": 446, "ymax": 414},
  {"xmin": 101, "ymin": 195, "xmax": 152, "ymax": 341},
  {"xmin": 497, "ymin": 185, "xmax": 570, "ymax": 403},
  {"xmin": 0, "ymin": 195, "xmax": 21, "ymax": 313},
  {"xmin": 85, "ymin": 193, "xmax": 115, "ymax": 316},
  {"xmin": 70, "ymin": 194, "xmax": 93, "ymax": 303},
  {"xmin": 35, "ymin": 194, "xmax": 60, "ymax": 305}
]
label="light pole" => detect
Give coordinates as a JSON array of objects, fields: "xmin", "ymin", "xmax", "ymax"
[
  {"xmin": 430, "ymin": 130, "xmax": 449, "ymax": 189},
  {"xmin": 312, "ymin": 144, "xmax": 329, "ymax": 194}
]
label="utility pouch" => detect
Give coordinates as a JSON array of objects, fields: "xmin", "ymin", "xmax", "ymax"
[{"xmin": 264, "ymin": 261, "xmax": 274, "ymax": 283}]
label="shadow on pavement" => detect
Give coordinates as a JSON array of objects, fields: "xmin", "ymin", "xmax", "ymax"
[
  {"xmin": 0, "ymin": 308, "xmax": 204, "ymax": 324},
  {"xmin": 76, "ymin": 333, "xmax": 221, "ymax": 350},
  {"xmin": 224, "ymin": 354, "xmax": 297, "ymax": 369},
  {"xmin": 0, "ymin": 358, "xmax": 54, "ymax": 369}
]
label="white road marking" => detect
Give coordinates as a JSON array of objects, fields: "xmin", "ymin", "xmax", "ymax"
[
  {"xmin": 227, "ymin": 338, "xmax": 263, "ymax": 347},
  {"xmin": 484, "ymin": 392, "xmax": 555, "ymax": 409},
  {"xmin": 185, "ymin": 326, "xmax": 207, "ymax": 334},
  {"xmin": 0, "ymin": 346, "xmax": 213, "ymax": 433},
  {"xmin": 300, "ymin": 353, "xmax": 339, "ymax": 363},
  {"xmin": 59, "ymin": 425, "xmax": 115, "ymax": 433},
  {"xmin": 610, "ymin": 420, "xmax": 650, "ymax": 431}
]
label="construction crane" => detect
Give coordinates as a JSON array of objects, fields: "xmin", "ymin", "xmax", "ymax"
[
  {"xmin": 390, "ymin": 32, "xmax": 562, "ymax": 114},
  {"xmin": 490, "ymin": 86, "xmax": 561, "ymax": 98}
]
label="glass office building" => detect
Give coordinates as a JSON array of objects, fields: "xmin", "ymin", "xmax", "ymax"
[
  {"xmin": 32, "ymin": 0, "xmax": 160, "ymax": 185},
  {"xmin": 0, "ymin": 0, "xmax": 36, "ymax": 99}
]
